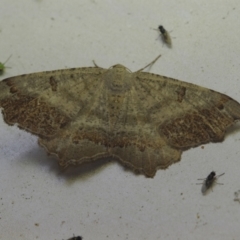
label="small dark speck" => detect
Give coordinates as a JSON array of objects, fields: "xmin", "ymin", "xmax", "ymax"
[{"xmin": 217, "ymin": 104, "xmax": 224, "ymax": 110}]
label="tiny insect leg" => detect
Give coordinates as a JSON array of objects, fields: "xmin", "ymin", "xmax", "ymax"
[
  {"xmin": 3, "ymin": 55, "xmax": 12, "ymax": 65},
  {"xmin": 212, "ymin": 173, "xmax": 225, "ymax": 186},
  {"xmin": 217, "ymin": 173, "xmax": 225, "ymax": 178}
]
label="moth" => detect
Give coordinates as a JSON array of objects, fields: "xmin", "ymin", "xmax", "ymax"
[
  {"xmin": 197, "ymin": 171, "xmax": 225, "ymax": 194},
  {"xmin": 0, "ymin": 55, "xmax": 240, "ymax": 177}
]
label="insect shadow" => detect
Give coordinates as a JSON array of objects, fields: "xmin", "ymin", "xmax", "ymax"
[{"xmin": 197, "ymin": 171, "xmax": 225, "ymax": 195}]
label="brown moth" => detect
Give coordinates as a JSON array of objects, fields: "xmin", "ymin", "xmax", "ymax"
[{"xmin": 0, "ymin": 55, "xmax": 240, "ymax": 177}]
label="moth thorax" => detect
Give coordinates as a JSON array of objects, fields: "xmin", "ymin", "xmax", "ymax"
[{"xmin": 105, "ymin": 65, "xmax": 131, "ymax": 93}]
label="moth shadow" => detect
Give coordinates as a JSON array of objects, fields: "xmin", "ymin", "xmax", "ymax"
[
  {"xmin": 19, "ymin": 148, "xmax": 114, "ymax": 181},
  {"xmin": 18, "ymin": 147, "xmax": 59, "ymax": 170},
  {"xmin": 57, "ymin": 157, "xmax": 114, "ymax": 181},
  {"xmin": 225, "ymin": 122, "xmax": 240, "ymax": 138}
]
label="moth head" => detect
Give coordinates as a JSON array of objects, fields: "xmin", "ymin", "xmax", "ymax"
[{"xmin": 110, "ymin": 64, "xmax": 132, "ymax": 73}]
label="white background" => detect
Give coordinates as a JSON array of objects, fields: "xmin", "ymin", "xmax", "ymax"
[{"xmin": 1, "ymin": 1, "xmax": 240, "ymax": 239}]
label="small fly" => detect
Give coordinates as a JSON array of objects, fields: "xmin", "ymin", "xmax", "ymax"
[
  {"xmin": 158, "ymin": 25, "xmax": 172, "ymax": 48},
  {"xmin": 67, "ymin": 236, "xmax": 82, "ymax": 240},
  {"xmin": 197, "ymin": 171, "xmax": 224, "ymax": 194},
  {"xmin": 234, "ymin": 190, "xmax": 240, "ymax": 203}
]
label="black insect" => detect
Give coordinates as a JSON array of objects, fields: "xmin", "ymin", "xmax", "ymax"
[
  {"xmin": 67, "ymin": 236, "xmax": 82, "ymax": 240},
  {"xmin": 158, "ymin": 25, "xmax": 166, "ymax": 35},
  {"xmin": 158, "ymin": 25, "xmax": 172, "ymax": 47},
  {"xmin": 197, "ymin": 171, "xmax": 224, "ymax": 194}
]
